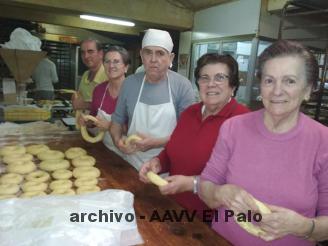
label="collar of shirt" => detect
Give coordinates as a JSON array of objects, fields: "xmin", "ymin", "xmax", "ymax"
[
  {"xmin": 86, "ymin": 64, "xmax": 107, "ymax": 84},
  {"xmin": 195, "ymin": 98, "xmax": 237, "ymax": 121}
]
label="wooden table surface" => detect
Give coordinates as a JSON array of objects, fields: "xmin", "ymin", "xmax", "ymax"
[{"xmin": 2, "ymin": 132, "xmax": 231, "ymax": 246}]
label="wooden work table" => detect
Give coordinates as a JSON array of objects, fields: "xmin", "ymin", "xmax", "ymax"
[{"xmin": 2, "ymin": 132, "xmax": 231, "ymax": 246}]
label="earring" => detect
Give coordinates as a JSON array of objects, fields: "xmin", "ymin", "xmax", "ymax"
[{"xmin": 257, "ymin": 95, "xmax": 262, "ymax": 101}]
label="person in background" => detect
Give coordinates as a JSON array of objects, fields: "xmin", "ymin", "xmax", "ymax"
[
  {"xmin": 79, "ymin": 46, "xmax": 129, "ymax": 155},
  {"xmin": 139, "ymin": 53, "xmax": 250, "ymax": 218},
  {"xmin": 32, "ymin": 47, "xmax": 58, "ymax": 100},
  {"xmin": 200, "ymin": 40, "xmax": 328, "ymax": 245},
  {"xmin": 72, "ymin": 38, "xmax": 108, "ymax": 110},
  {"xmin": 110, "ymin": 28, "xmax": 195, "ymax": 170}
]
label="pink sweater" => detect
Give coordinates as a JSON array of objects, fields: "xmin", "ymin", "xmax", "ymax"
[{"xmin": 201, "ymin": 109, "xmax": 328, "ymax": 246}]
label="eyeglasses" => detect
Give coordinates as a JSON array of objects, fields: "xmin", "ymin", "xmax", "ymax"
[
  {"xmin": 104, "ymin": 59, "xmax": 123, "ymax": 66},
  {"xmin": 198, "ymin": 73, "xmax": 229, "ymax": 85}
]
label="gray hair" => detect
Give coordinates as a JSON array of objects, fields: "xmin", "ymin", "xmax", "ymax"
[
  {"xmin": 81, "ymin": 38, "xmax": 103, "ymax": 51},
  {"xmin": 105, "ymin": 45, "xmax": 130, "ymax": 65}
]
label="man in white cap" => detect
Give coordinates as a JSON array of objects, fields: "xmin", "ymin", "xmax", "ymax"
[{"xmin": 110, "ymin": 28, "xmax": 195, "ymax": 170}]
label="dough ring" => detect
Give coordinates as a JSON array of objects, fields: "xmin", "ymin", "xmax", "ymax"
[
  {"xmin": 25, "ymin": 170, "xmax": 50, "ymax": 183},
  {"xmin": 73, "ymin": 166, "xmax": 100, "ymax": 179},
  {"xmin": 65, "ymin": 147, "xmax": 87, "ymax": 159},
  {"xmin": 6, "ymin": 161, "xmax": 36, "ymax": 174},
  {"xmin": 0, "ymin": 145, "xmax": 26, "ymax": 156},
  {"xmin": 0, "ymin": 183, "xmax": 20, "ymax": 195},
  {"xmin": 72, "ymin": 155, "xmax": 96, "ymax": 167},
  {"xmin": 147, "ymin": 171, "xmax": 168, "ymax": 186},
  {"xmin": 50, "ymin": 188, "xmax": 75, "ymax": 196},
  {"xmin": 75, "ymin": 109, "xmax": 81, "ymax": 130},
  {"xmin": 37, "ymin": 150, "xmax": 65, "ymax": 161},
  {"xmin": 74, "ymin": 177, "xmax": 98, "ymax": 187},
  {"xmin": 3, "ymin": 153, "xmax": 33, "ymax": 164},
  {"xmin": 125, "ymin": 134, "xmax": 142, "ymax": 146},
  {"xmin": 80, "ymin": 114, "xmax": 105, "ymax": 143},
  {"xmin": 20, "ymin": 191, "xmax": 47, "ymax": 198},
  {"xmin": 49, "ymin": 180, "xmax": 73, "ymax": 191},
  {"xmin": 52, "ymin": 169, "xmax": 73, "ymax": 180},
  {"xmin": 235, "ymin": 198, "xmax": 271, "ymax": 237},
  {"xmin": 76, "ymin": 185, "xmax": 100, "ymax": 195},
  {"xmin": 0, "ymin": 173, "xmax": 24, "ymax": 184},
  {"xmin": 40, "ymin": 159, "xmax": 70, "ymax": 172},
  {"xmin": 26, "ymin": 144, "xmax": 49, "ymax": 155},
  {"xmin": 22, "ymin": 181, "xmax": 47, "ymax": 192}
]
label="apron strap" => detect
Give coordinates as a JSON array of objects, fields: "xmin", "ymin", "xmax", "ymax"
[{"xmin": 99, "ymin": 81, "xmax": 110, "ymax": 110}]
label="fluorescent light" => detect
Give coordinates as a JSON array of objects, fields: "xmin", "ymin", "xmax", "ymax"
[{"xmin": 80, "ymin": 15, "xmax": 135, "ymax": 27}]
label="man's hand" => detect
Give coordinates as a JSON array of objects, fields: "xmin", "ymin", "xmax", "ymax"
[
  {"xmin": 117, "ymin": 136, "xmax": 138, "ymax": 154},
  {"xmin": 72, "ymin": 92, "xmax": 90, "ymax": 110},
  {"xmin": 134, "ymin": 133, "xmax": 168, "ymax": 152}
]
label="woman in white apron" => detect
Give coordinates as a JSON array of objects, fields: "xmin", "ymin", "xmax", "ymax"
[
  {"xmin": 125, "ymin": 73, "xmax": 177, "ymax": 170},
  {"xmin": 80, "ymin": 46, "xmax": 129, "ymax": 156}
]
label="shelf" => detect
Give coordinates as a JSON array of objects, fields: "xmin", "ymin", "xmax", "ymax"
[{"xmin": 278, "ymin": 0, "xmax": 328, "ymax": 126}]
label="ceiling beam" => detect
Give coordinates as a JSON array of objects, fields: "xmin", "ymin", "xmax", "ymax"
[
  {"xmin": 38, "ymin": 23, "xmax": 124, "ymax": 44},
  {"xmin": 7, "ymin": 0, "xmax": 194, "ymax": 30},
  {"xmin": 0, "ymin": 4, "xmax": 140, "ymax": 36}
]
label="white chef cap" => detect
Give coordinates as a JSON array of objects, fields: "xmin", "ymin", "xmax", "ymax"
[{"xmin": 142, "ymin": 29, "xmax": 173, "ymax": 53}]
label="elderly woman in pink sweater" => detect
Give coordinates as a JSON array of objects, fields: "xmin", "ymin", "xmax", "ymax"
[{"xmin": 199, "ymin": 40, "xmax": 328, "ymax": 246}]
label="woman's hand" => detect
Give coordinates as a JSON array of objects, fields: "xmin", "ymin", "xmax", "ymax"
[
  {"xmin": 94, "ymin": 117, "xmax": 111, "ymax": 131},
  {"xmin": 78, "ymin": 114, "xmax": 86, "ymax": 127},
  {"xmin": 200, "ymin": 182, "xmax": 258, "ymax": 213},
  {"xmin": 214, "ymin": 184, "xmax": 258, "ymax": 213},
  {"xmin": 258, "ymin": 205, "xmax": 314, "ymax": 241},
  {"xmin": 139, "ymin": 158, "xmax": 161, "ymax": 183},
  {"xmin": 159, "ymin": 175, "xmax": 193, "ymax": 195}
]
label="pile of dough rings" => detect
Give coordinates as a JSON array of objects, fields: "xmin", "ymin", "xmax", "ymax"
[
  {"xmin": 65, "ymin": 147, "xmax": 87, "ymax": 159},
  {"xmin": 0, "ymin": 144, "xmax": 101, "ymax": 199}
]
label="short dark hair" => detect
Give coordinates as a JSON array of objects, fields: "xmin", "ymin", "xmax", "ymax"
[
  {"xmin": 257, "ymin": 40, "xmax": 319, "ymax": 89},
  {"xmin": 194, "ymin": 53, "xmax": 239, "ymax": 96},
  {"xmin": 81, "ymin": 38, "xmax": 103, "ymax": 51},
  {"xmin": 104, "ymin": 45, "xmax": 130, "ymax": 66},
  {"xmin": 42, "ymin": 46, "xmax": 52, "ymax": 56}
]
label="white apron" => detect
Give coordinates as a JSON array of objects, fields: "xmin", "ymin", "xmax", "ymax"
[
  {"xmin": 125, "ymin": 74, "xmax": 177, "ymax": 170},
  {"xmin": 96, "ymin": 83, "xmax": 122, "ymax": 157}
]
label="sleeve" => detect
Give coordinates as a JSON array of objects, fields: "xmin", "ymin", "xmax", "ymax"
[
  {"xmin": 158, "ymin": 149, "xmax": 170, "ymax": 173},
  {"xmin": 317, "ymin": 137, "xmax": 328, "ymax": 216},
  {"xmin": 200, "ymin": 119, "xmax": 233, "ymax": 185},
  {"xmin": 111, "ymin": 79, "xmax": 129, "ymax": 125},
  {"xmin": 50, "ymin": 62, "xmax": 59, "ymax": 83},
  {"xmin": 175, "ymin": 78, "xmax": 195, "ymax": 117}
]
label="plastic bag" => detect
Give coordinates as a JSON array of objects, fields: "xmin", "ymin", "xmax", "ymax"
[
  {"xmin": 0, "ymin": 190, "xmax": 143, "ymax": 246},
  {"xmin": 0, "ymin": 28, "xmax": 41, "ymax": 51}
]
